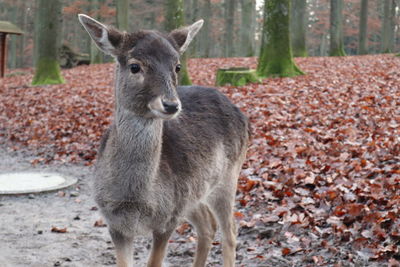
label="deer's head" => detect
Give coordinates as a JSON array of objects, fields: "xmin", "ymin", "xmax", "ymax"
[{"xmin": 78, "ymin": 14, "xmax": 203, "ymax": 120}]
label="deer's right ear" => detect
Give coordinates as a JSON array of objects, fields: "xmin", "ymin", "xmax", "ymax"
[{"xmin": 78, "ymin": 14, "xmax": 122, "ymax": 56}]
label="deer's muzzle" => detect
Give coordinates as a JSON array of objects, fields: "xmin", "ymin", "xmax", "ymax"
[{"xmin": 148, "ymin": 96, "xmax": 181, "ymax": 119}]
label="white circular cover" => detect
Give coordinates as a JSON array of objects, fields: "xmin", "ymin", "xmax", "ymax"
[{"xmin": 0, "ymin": 172, "xmax": 77, "ymax": 195}]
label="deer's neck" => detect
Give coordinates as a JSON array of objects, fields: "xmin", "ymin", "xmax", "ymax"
[{"xmin": 114, "ymin": 106, "xmax": 163, "ymax": 197}]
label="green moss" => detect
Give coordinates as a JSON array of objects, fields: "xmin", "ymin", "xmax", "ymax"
[
  {"xmin": 329, "ymin": 47, "xmax": 346, "ymax": 57},
  {"xmin": 32, "ymin": 57, "xmax": 65, "ymax": 85},
  {"xmin": 179, "ymin": 54, "xmax": 191, "ymax": 85},
  {"xmin": 179, "ymin": 69, "xmax": 191, "ymax": 85},
  {"xmin": 257, "ymin": 55, "xmax": 304, "ymax": 78},
  {"xmin": 164, "ymin": 0, "xmax": 192, "ymax": 85},
  {"xmin": 216, "ymin": 68, "xmax": 260, "ymax": 86},
  {"xmin": 164, "ymin": 0, "xmax": 184, "ymax": 31}
]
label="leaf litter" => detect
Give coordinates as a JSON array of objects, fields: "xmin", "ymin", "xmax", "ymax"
[{"xmin": 0, "ymin": 54, "xmax": 399, "ymax": 265}]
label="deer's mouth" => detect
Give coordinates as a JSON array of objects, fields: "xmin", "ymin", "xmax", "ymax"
[{"xmin": 148, "ymin": 97, "xmax": 181, "ymax": 119}]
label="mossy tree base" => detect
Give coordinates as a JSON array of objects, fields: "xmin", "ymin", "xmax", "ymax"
[
  {"xmin": 257, "ymin": 59, "xmax": 304, "ymax": 78},
  {"xmin": 216, "ymin": 68, "xmax": 260, "ymax": 86},
  {"xmin": 32, "ymin": 58, "xmax": 65, "ymax": 85},
  {"xmin": 329, "ymin": 48, "xmax": 346, "ymax": 57},
  {"xmin": 257, "ymin": 0, "xmax": 305, "ymax": 79}
]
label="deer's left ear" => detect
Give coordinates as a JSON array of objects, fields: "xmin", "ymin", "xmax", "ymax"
[{"xmin": 169, "ymin": 20, "xmax": 204, "ymax": 54}]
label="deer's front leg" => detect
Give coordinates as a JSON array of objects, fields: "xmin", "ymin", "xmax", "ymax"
[
  {"xmin": 109, "ymin": 228, "xmax": 134, "ymax": 267},
  {"xmin": 147, "ymin": 229, "xmax": 174, "ymax": 267}
]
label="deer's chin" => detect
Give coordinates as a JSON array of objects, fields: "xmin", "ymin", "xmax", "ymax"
[{"xmin": 149, "ymin": 108, "xmax": 180, "ymax": 120}]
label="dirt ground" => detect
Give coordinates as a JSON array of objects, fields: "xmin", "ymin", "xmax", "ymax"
[
  {"xmin": 0, "ymin": 146, "xmax": 263, "ymax": 267},
  {"xmin": 0, "ymin": 146, "xmax": 379, "ymax": 267}
]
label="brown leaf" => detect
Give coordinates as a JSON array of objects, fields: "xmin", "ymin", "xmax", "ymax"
[
  {"xmin": 94, "ymin": 219, "xmax": 107, "ymax": 227},
  {"xmin": 51, "ymin": 226, "xmax": 67, "ymax": 233},
  {"xmin": 282, "ymin": 247, "xmax": 291, "ymax": 256},
  {"xmin": 176, "ymin": 223, "xmax": 190, "ymax": 235}
]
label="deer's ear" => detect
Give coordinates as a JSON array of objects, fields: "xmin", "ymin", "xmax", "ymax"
[
  {"xmin": 169, "ymin": 20, "xmax": 204, "ymax": 54},
  {"xmin": 78, "ymin": 14, "xmax": 122, "ymax": 56}
]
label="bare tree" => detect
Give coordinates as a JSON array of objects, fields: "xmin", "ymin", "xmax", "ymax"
[
  {"xmin": 116, "ymin": 0, "xmax": 128, "ymax": 31},
  {"xmin": 239, "ymin": 0, "xmax": 256, "ymax": 57},
  {"xmin": 165, "ymin": 0, "xmax": 191, "ymax": 85},
  {"xmin": 223, "ymin": 0, "xmax": 235, "ymax": 57},
  {"xmin": 358, "ymin": 0, "xmax": 368, "ymax": 54},
  {"xmin": 32, "ymin": 0, "xmax": 64, "ymax": 85},
  {"xmin": 257, "ymin": 0, "xmax": 304, "ymax": 77},
  {"xmin": 291, "ymin": 0, "xmax": 308, "ymax": 57},
  {"xmin": 329, "ymin": 0, "xmax": 346, "ymax": 56}
]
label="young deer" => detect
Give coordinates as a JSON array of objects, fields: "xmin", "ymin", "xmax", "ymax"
[{"xmin": 78, "ymin": 14, "xmax": 249, "ymax": 267}]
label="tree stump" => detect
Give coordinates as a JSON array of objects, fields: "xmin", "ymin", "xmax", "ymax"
[
  {"xmin": 216, "ymin": 67, "xmax": 260, "ymax": 86},
  {"xmin": 59, "ymin": 44, "xmax": 90, "ymax": 69}
]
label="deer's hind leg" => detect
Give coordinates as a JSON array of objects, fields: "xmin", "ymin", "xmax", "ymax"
[
  {"xmin": 207, "ymin": 191, "xmax": 237, "ymax": 267},
  {"xmin": 207, "ymin": 167, "xmax": 241, "ymax": 267},
  {"xmin": 188, "ymin": 203, "xmax": 218, "ymax": 267},
  {"xmin": 109, "ymin": 229, "xmax": 134, "ymax": 267}
]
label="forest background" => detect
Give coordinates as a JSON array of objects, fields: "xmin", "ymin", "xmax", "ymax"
[
  {"xmin": 1, "ymin": 0, "xmax": 400, "ymax": 266},
  {"xmin": 1, "ymin": 0, "xmax": 400, "ymax": 70}
]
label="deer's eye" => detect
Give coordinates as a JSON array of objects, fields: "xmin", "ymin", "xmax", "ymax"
[
  {"xmin": 129, "ymin": 64, "xmax": 141, "ymax": 74},
  {"xmin": 175, "ymin": 64, "xmax": 181, "ymax": 73}
]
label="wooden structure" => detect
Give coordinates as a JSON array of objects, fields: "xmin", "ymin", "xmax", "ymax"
[{"xmin": 0, "ymin": 21, "xmax": 23, "ymax": 78}]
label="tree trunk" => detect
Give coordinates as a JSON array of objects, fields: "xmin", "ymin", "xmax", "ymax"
[
  {"xmin": 33, "ymin": 0, "xmax": 40, "ymax": 66},
  {"xmin": 17, "ymin": 1, "xmax": 28, "ymax": 68},
  {"xmin": 165, "ymin": 0, "xmax": 184, "ymax": 31},
  {"xmin": 381, "ymin": 0, "xmax": 392, "ymax": 53},
  {"xmin": 290, "ymin": 0, "xmax": 308, "ymax": 57},
  {"xmin": 199, "ymin": 0, "xmax": 211, "ymax": 58},
  {"xmin": 320, "ymin": 33, "xmax": 328, "ymax": 56},
  {"xmin": 165, "ymin": 0, "xmax": 191, "ymax": 85},
  {"xmin": 144, "ymin": 0, "xmax": 156, "ymax": 29},
  {"xmin": 90, "ymin": 0, "xmax": 104, "ymax": 64},
  {"xmin": 239, "ymin": 0, "xmax": 255, "ymax": 57},
  {"xmin": 358, "ymin": 0, "xmax": 368, "ymax": 55},
  {"xmin": 257, "ymin": 0, "xmax": 304, "ymax": 78},
  {"xmin": 32, "ymin": 0, "xmax": 64, "ymax": 85},
  {"xmin": 17, "ymin": 0, "xmax": 27, "ymax": 68},
  {"xmin": 329, "ymin": 0, "xmax": 346, "ymax": 56},
  {"xmin": 223, "ymin": 0, "xmax": 235, "ymax": 57},
  {"xmin": 189, "ymin": 0, "xmax": 199, "ymax": 56},
  {"xmin": 9, "ymin": 2, "xmax": 18, "ymax": 69},
  {"xmin": 388, "ymin": 0, "xmax": 396, "ymax": 52},
  {"xmin": 116, "ymin": 0, "xmax": 129, "ymax": 31}
]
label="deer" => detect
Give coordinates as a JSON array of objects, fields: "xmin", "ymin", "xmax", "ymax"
[{"xmin": 78, "ymin": 14, "xmax": 249, "ymax": 267}]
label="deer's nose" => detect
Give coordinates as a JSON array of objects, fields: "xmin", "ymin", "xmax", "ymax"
[{"xmin": 162, "ymin": 100, "xmax": 179, "ymax": 114}]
